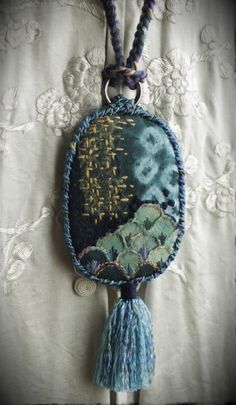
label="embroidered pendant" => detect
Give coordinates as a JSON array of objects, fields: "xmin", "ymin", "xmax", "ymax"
[
  {"xmin": 63, "ymin": 94, "xmax": 185, "ymax": 391},
  {"xmin": 64, "ymin": 95, "xmax": 184, "ymax": 285},
  {"xmin": 61, "ymin": 0, "xmax": 185, "ymax": 393}
]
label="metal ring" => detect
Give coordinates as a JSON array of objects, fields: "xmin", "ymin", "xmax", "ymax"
[{"xmin": 102, "ymin": 79, "xmax": 142, "ymax": 105}]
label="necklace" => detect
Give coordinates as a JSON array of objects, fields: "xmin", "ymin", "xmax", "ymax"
[{"xmin": 63, "ymin": 0, "xmax": 185, "ymax": 392}]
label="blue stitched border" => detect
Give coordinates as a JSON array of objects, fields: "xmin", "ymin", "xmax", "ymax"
[{"xmin": 62, "ymin": 95, "xmax": 185, "ymax": 287}]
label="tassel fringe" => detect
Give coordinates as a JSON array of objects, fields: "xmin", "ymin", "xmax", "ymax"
[{"xmin": 93, "ymin": 296, "xmax": 155, "ymax": 392}]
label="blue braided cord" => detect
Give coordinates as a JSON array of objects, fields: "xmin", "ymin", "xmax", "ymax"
[
  {"xmin": 126, "ymin": 0, "xmax": 156, "ymax": 68},
  {"xmin": 101, "ymin": 0, "xmax": 124, "ymax": 66},
  {"xmin": 62, "ymin": 95, "xmax": 185, "ymax": 288},
  {"xmin": 101, "ymin": 0, "xmax": 156, "ymax": 90}
]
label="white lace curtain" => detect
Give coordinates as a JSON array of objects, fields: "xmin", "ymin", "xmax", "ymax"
[{"xmin": 0, "ymin": 0, "xmax": 235, "ymax": 404}]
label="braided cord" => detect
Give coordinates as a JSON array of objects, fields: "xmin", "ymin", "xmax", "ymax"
[
  {"xmin": 126, "ymin": 0, "xmax": 156, "ymax": 68},
  {"xmin": 101, "ymin": 0, "xmax": 124, "ymax": 66},
  {"xmin": 101, "ymin": 0, "xmax": 156, "ymax": 90}
]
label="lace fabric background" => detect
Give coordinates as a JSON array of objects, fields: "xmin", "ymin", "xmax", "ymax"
[{"xmin": 0, "ymin": 0, "xmax": 235, "ymax": 404}]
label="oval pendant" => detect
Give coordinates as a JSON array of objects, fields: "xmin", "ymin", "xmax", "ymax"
[{"xmin": 63, "ymin": 95, "xmax": 185, "ymax": 286}]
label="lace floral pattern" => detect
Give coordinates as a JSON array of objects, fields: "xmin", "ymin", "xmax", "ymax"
[
  {"xmin": 57, "ymin": 0, "xmax": 104, "ymax": 22},
  {"xmin": 0, "ymin": 87, "xmax": 34, "ymax": 159},
  {"xmin": 202, "ymin": 143, "xmax": 235, "ymax": 217},
  {"xmin": 200, "ymin": 25, "xmax": 233, "ymax": 79},
  {"xmin": 137, "ymin": 0, "xmax": 193, "ymax": 23},
  {"xmin": 0, "ymin": 207, "xmax": 50, "ymax": 295},
  {"xmin": 63, "ymin": 47, "xmax": 104, "ymax": 112},
  {"xmin": 0, "ymin": 16, "xmax": 41, "ymax": 51},
  {"xmin": 36, "ymin": 89, "xmax": 81, "ymax": 137},
  {"xmin": 146, "ymin": 48, "xmax": 206, "ymax": 120},
  {"xmin": 36, "ymin": 48, "xmax": 104, "ymax": 136}
]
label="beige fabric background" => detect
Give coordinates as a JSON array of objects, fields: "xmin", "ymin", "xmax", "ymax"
[{"xmin": 0, "ymin": 0, "xmax": 235, "ymax": 404}]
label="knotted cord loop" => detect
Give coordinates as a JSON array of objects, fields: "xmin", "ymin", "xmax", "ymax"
[
  {"xmin": 101, "ymin": 0, "xmax": 156, "ymax": 91},
  {"xmin": 102, "ymin": 62, "xmax": 147, "ymax": 90}
]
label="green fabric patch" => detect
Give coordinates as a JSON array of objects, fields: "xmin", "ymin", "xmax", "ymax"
[{"xmin": 77, "ymin": 203, "xmax": 179, "ymax": 281}]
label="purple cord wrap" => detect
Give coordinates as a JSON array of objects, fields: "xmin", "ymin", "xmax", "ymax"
[
  {"xmin": 101, "ymin": 0, "xmax": 156, "ymax": 90},
  {"xmin": 102, "ymin": 64, "xmax": 147, "ymax": 90},
  {"xmin": 120, "ymin": 282, "xmax": 138, "ymax": 300}
]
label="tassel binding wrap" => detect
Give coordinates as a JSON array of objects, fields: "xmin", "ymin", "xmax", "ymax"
[{"xmin": 93, "ymin": 283, "xmax": 155, "ymax": 392}]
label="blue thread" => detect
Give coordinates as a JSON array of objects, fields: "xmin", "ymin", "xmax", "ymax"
[
  {"xmin": 62, "ymin": 94, "xmax": 185, "ymax": 288},
  {"xmin": 93, "ymin": 296, "xmax": 155, "ymax": 391}
]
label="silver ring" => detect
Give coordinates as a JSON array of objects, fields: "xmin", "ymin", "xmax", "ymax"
[{"xmin": 102, "ymin": 79, "xmax": 142, "ymax": 105}]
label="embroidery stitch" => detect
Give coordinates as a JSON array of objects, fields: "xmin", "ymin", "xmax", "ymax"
[{"xmin": 77, "ymin": 116, "xmax": 135, "ymax": 224}]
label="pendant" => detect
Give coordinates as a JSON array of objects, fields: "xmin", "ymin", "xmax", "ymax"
[
  {"xmin": 63, "ymin": 94, "xmax": 185, "ymax": 287},
  {"xmin": 62, "ymin": 93, "xmax": 185, "ymax": 391}
]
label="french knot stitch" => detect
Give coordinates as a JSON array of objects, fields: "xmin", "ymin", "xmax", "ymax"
[{"xmin": 102, "ymin": 64, "xmax": 147, "ymax": 90}]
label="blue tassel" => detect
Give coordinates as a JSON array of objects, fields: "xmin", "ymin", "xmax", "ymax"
[{"xmin": 93, "ymin": 284, "xmax": 155, "ymax": 392}]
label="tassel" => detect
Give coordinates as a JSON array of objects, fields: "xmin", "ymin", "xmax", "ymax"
[{"xmin": 93, "ymin": 282, "xmax": 155, "ymax": 392}]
